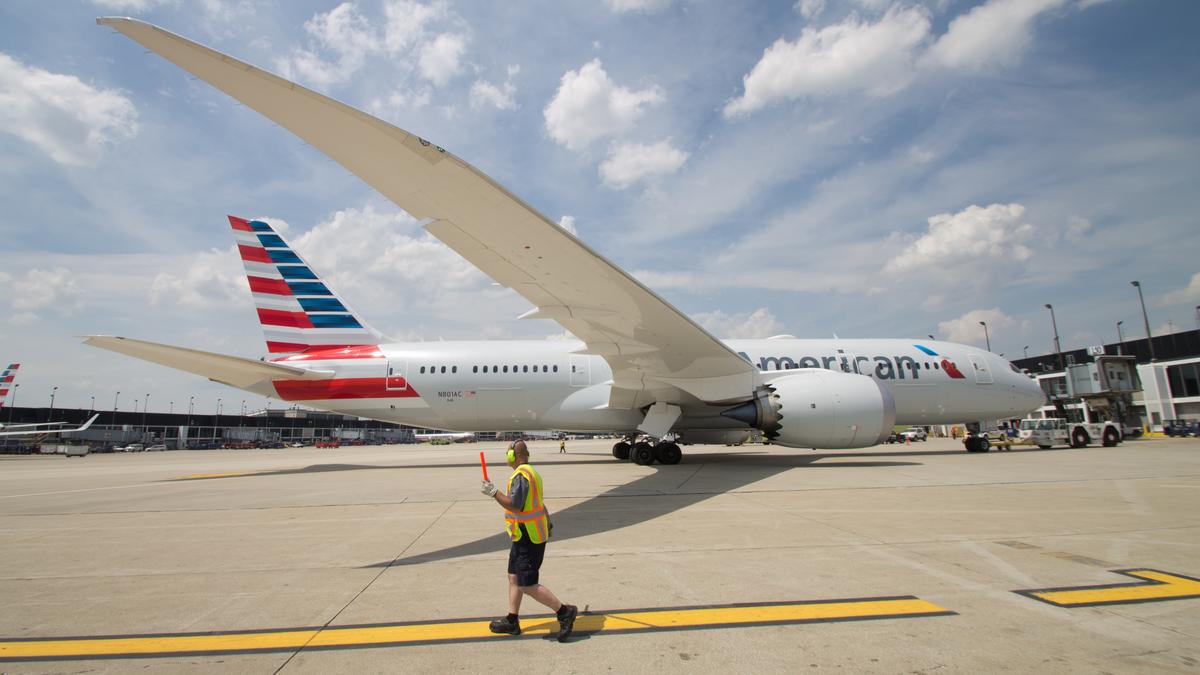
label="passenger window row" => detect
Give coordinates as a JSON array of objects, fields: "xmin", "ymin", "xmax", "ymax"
[{"xmin": 418, "ymin": 364, "xmax": 560, "ymax": 375}]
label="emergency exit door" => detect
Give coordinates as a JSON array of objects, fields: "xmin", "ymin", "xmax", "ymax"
[
  {"xmin": 968, "ymin": 354, "xmax": 993, "ymax": 384},
  {"xmin": 385, "ymin": 361, "xmax": 408, "ymax": 391}
]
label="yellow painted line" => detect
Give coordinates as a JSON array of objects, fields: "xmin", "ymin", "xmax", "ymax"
[
  {"xmin": 0, "ymin": 596, "xmax": 952, "ymax": 661},
  {"xmin": 1016, "ymin": 569, "xmax": 1200, "ymax": 607}
]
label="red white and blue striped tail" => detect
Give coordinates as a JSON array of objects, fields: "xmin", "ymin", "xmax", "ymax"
[
  {"xmin": 0, "ymin": 363, "xmax": 18, "ymax": 408},
  {"xmin": 229, "ymin": 216, "xmax": 383, "ymax": 355}
]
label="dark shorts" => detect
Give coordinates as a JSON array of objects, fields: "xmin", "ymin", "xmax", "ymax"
[{"xmin": 507, "ymin": 527, "xmax": 546, "ymax": 587}]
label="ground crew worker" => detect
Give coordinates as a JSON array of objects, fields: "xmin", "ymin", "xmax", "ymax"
[
  {"xmin": 481, "ymin": 439, "xmax": 578, "ymax": 641},
  {"xmin": 559, "ymin": 438, "xmax": 566, "ymax": 453}
]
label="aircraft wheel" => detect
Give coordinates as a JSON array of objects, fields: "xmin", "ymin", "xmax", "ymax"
[
  {"xmin": 631, "ymin": 442, "xmax": 656, "ymax": 465},
  {"xmin": 612, "ymin": 441, "xmax": 631, "ymax": 460},
  {"xmin": 979, "ymin": 438, "xmax": 990, "ymax": 452},
  {"xmin": 654, "ymin": 442, "xmax": 682, "ymax": 465},
  {"xmin": 965, "ymin": 437, "xmax": 985, "ymax": 453},
  {"xmin": 1102, "ymin": 428, "xmax": 1121, "ymax": 447},
  {"xmin": 1071, "ymin": 429, "xmax": 1090, "ymax": 448}
]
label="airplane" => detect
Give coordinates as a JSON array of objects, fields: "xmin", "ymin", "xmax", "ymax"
[
  {"xmin": 0, "ymin": 362, "xmax": 17, "ymax": 408},
  {"xmin": 0, "ymin": 414, "xmax": 100, "ymax": 438},
  {"xmin": 86, "ymin": 18, "xmax": 1046, "ymax": 462},
  {"xmin": 414, "ymin": 432, "xmax": 477, "ymax": 443}
]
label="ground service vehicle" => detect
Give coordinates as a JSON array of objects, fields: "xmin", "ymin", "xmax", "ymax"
[
  {"xmin": 1163, "ymin": 419, "xmax": 1198, "ymax": 437},
  {"xmin": 899, "ymin": 427, "xmax": 927, "ymax": 441},
  {"xmin": 1018, "ymin": 417, "xmax": 1121, "ymax": 449}
]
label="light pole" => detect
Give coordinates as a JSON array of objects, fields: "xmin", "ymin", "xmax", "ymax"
[
  {"xmin": 1131, "ymin": 281, "xmax": 1156, "ymax": 361},
  {"xmin": 1045, "ymin": 304, "xmax": 1064, "ymax": 372},
  {"xmin": 142, "ymin": 393, "xmax": 149, "ymax": 438},
  {"xmin": 89, "ymin": 395, "xmax": 95, "ymax": 413},
  {"xmin": 169, "ymin": 401, "xmax": 174, "ymax": 414},
  {"xmin": 1116, "ymin": 320, "xmax": 1125, "ymax": 356},
  {"xmin": 6, "ymin": 384, "xmax": 17, "ymax": 425},
  {"xmin": 1023, "ymin": 345, "xmax": 1029, "ymax": 359},
  {"xmin": 979, "ymin": 321, "xmax": 991, "ymax": 352},
  {"xmin": 49, "ymin": 386, "xmax": 58, "ymax": 422},
  {"xmin": 217, "ymin": 398, "xmax": 222, "ymax": 416}
]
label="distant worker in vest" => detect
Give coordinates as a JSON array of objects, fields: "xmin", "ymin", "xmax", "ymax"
[
  {"xmin": 559, "ymin": 438, "xmax": 566, "ymax": 453},
  {"xmin": 481, "ymin": 439, "xmax": 578, "ymax": 641}
]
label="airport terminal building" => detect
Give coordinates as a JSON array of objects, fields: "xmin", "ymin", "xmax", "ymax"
[
  {"xmin": 1012, "ymin": 328, "xmax": 1200, "ymax": 431},
  {"xmin": 0, "ymin": 406, "xmax": 427, "ymax": 450}
]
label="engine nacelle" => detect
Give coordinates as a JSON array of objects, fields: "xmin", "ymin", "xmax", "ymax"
[{"xmin": 722, "ymin": 370, "xmax": 896, "ymax": 449}]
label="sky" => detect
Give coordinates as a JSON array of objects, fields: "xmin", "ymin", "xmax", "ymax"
[{"xmin": 1, "ymin": 0, "xmax": 1198, "ymax": 415}]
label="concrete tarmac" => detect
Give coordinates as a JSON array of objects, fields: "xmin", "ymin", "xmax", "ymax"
[{"xmin": 1, "ymin": 437, "xmax": 1198, "ymax": 673}]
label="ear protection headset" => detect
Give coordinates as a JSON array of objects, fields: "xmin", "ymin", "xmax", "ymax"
[{"xmin": 507, "ymin": 448, "xmax": 516, "ymax": 464}]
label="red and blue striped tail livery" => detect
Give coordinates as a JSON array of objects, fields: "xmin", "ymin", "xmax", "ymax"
[
  {"xmin": 229, "ymin": 216, "xmax": 383, "ymax": 355},
  {"xmin": 0, "ymin": 363, "xmax": 18, "ymax": 408}
]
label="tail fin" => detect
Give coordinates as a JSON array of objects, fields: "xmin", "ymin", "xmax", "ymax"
[
  {"xmin": 229, "ymin": 216, "xmax": 383, "ymax": 354},
  {"xmin": 0, "ymin": 363, "xmax": 18, "ymax": 408}
]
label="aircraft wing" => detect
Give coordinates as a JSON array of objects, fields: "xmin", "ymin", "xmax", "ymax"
[
  {"xmin": 97, "ymin": 18, "xmax": 759, "ymax": 406},
  {"xmin": 83, "ymin": 336, "xmax": 333, "ymax": 389},
  {"xmin": 0, "ymin": 414, "xmax": 99, "ymax": 438}
]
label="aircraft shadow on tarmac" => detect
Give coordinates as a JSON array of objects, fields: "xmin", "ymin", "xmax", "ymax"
[{"xmin": 358, "ymin": 447, "xmax": 944, "ymax": 569}]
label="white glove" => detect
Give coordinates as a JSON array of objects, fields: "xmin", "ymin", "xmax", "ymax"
[{"xmin": 481, "ymin": 480, "xmax": 498, "ymax": 497}]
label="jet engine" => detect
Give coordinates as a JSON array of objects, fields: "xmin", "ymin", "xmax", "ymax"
[{"xmin": 721, "ymin": 369, "xmax": 896, "ymax": 449}]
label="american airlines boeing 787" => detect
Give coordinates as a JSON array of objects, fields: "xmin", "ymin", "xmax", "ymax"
[{"xmin": 87, "ymin": 18, "xmax": 1045, "ymax": 462}]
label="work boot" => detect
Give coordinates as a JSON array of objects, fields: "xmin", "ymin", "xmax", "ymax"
[
  {"xmin": 489, "ymin": 615, "xmax": 521, "ymax": 635},
  {"xmin": 556, "ymin": 604, "xmax": 578, "ymax": 642}
]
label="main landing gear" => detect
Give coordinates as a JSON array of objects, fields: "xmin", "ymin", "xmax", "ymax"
[{"xmin": 611, "ymin": 437, "xmax": 682, "ymax": 465}]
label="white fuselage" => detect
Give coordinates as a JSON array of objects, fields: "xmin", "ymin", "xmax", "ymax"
[{"xmin": 247, "ymin": 338, "xmax": 1045, "ymax": 433}]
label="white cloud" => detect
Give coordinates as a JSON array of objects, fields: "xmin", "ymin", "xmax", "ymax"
[
  {"xmin": 149, "ymin": 248, "xmax": 245, "ymax": 309},
  {"xmin": 1159, "ymin": 272, "xmax": 1200, "ymax": 307},
  {"xmin": 937, "ymin": 308, "xmax": 1027, "ymax": 348},
  {"xmin": 369, "ymin": 87, "xmax": 433, "ymax": 115},
  {"xmin": 10, "ymin": 267, "xmax": 83, "ymax": 314},
  {"xmin": 276, "ymin": 3, "xmax": 379, "ymax": 87},
  {"xmin": 694, "ymin": 308, "xmax": 786, "ymax": 338},
  {"xmin": 470, "ymin": 65, "xmax": 518, "ymax": 110},
  {"xmin": 0, "ymin": 53, "xmax": 138, "ymax": 166},
  {"xmin": 557, "ymin": 215, "xmax": 578, "ymax": 235},
  {"xmin": 418, "ymin": 32, "xmax": 467, "ymax": 86},
  {"xmin": 923, "ymin": 0, "xmax": 1068, "ymax": 72},
  {"xmin": 291, "ymin": 205, "xmax": 485, "ymax": 305},
  {"xmin": 605, "ymin": 0, "xmax": 672, "ymax": 12},
  {"xmin": 599, "ymin": 140, "xmax": 689, "ymax": 189},
  {"xmin": 723, "ymin": 6, "xmax": 930, "ymax": 117},
  {"xmin": 382, "ymin": 0, "xmax": 445, "ymax": 52},
  {"xmin": 884, "ymin": 203, "xmax": 1036, "ymax": 279},
  {"xmin": 543, "ymin": 59, "xmax": 664, "ymax": 151},
  {"xmin": 1065, "ymin": 215, "xmax": 1091, "ymax": 241},
  {"xmin": 796, "ymin": 0, "xmax": 827, "ymax": 21}
]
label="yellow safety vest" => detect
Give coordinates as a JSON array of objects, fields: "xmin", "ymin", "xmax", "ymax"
[{"xmin": 504, "ymin": 464, "xmax": 548, "ymax": 543}]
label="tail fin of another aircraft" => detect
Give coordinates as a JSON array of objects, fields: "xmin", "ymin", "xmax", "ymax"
[
  {"xmin": 229, "ymin": 216, "xmax": 383, "ymax": 354},
  {"xmin": 0, "ymin": 363, "xmax": 19, "ymax": 408}
]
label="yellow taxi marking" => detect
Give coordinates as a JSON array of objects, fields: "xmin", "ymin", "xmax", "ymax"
[
  {"xmin": 1016, "ymin": 569, "xmax": 1200, "ymax": 607},
  {"xmin": 0, "ymin": 596, "xmax": 952, "ymax": 661}
]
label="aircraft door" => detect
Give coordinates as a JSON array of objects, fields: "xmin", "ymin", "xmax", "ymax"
[
  {"xmin": 385, "ymin": 360, "xmax": 408, "ymax": 391},
  {"xmin": 570, "ymin": 356, "xmax": 589, "ymax": 387},
  {"xmin": 968, "ymin": 354, "xmax": 993, "ymax": 384}
]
